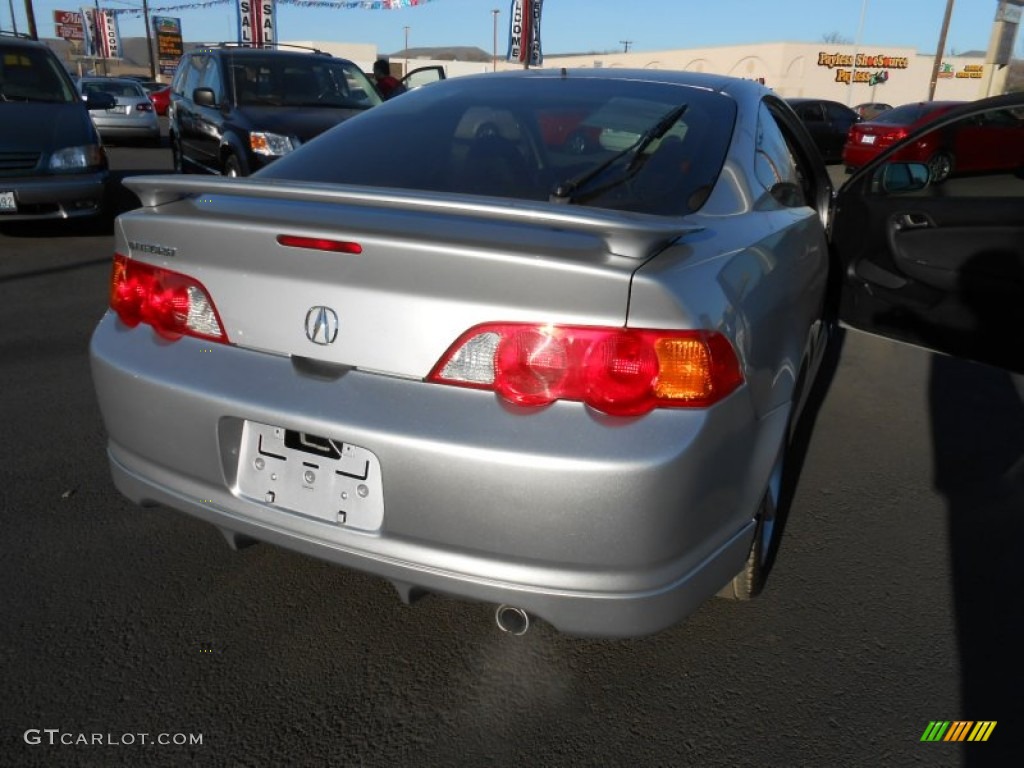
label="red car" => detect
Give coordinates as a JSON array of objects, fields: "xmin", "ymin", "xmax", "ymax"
[
  {"xmin": 843, "ymin": 100, "xmax": 1024, "ymax": 181},
  {"xmin": 141, "ymin": 83, "xmax": 171, "ymax": 116}
]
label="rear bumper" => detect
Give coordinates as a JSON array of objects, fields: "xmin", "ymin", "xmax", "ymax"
[
  {"xmin": 95, "ymin": 123, "xmax": 161, "ymax": 142},
  {"xmin": 90, "ymin": 313, "xmax": 784, "ymax": 637},
  {"xmin": 0, "ymin": 170, "xmax": 108, "ymax": 221}
]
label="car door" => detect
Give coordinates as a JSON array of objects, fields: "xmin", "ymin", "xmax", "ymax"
[
  {"xmin": 401, "ymin": 65, "xmax": 446, "ymax": 91},
  {"xmin": 831, "ymin": 92, "xmax": 1024, "ymax": 374}
]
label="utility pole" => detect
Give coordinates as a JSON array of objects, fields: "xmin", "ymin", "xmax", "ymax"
[
  {"xmin": 620, "ymin": 40, "xmax": 632, "ymax": 53},
  {"xmin": 928, "ymin": 0, "xmax": 955, "ymax": 100},
  {"xmin": 403, "ymin": 25, "xmax": 410, "ymax": 76},
  {"xmin": 142, "ymin": 0, "xmax": 156, "ymax": 80},
  {"xmin": 23, "ymin": 0, "xmax": 37, "ymax": 39},
  {"xmin": 492, "ymin": 8, "xmax": 499, "ymax": 72}
]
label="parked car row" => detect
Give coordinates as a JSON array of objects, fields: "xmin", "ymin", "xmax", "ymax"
[{"xmin": 787, "ymin": 94, "xmax": 1024, "ymax": 181}]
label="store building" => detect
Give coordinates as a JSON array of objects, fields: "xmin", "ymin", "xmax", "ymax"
[{"xmin": 533, "ymin": 41, "xmax": 1001, "ymax": 104}]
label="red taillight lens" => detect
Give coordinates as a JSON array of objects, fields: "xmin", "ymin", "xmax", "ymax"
[
  {"xmin": 429, "ymin": 324, "xmax": 743, "ymax": 416},
  {"xmin": 109, "ymin": 254, "xmax": 228, "ymax": 343},
  {"xmin": 878, "ymin": 128, "xmax": 908, "ymax": 145},
  {"xmin": 136, "ymin": 102, "xmax": 154, "ymax": 112}
]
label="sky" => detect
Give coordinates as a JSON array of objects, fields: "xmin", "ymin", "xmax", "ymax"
[{"xmin": 7, "ymin": 0, "xmax": 1019, "ymax": 59}]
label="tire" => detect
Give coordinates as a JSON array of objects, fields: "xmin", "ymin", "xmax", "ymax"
[
  {"xmin": 223, "ymin": 154, "xmax": 243, "ymax": 178},
  {"xmin": 927, "ymin": 151, "xmax": 954, "ymax": 183},
  {"xmin": 171, "ymin": 136, "xmax": 185, "ymax": 173},
  {"xmin": 721, "ymin": 443, "xmax": 784, "ymax": 600}
]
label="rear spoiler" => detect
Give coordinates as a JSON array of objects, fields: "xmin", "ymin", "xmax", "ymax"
[{"xmin": 123, "ymin": 175, "xmax": 703, "ymax": 260}]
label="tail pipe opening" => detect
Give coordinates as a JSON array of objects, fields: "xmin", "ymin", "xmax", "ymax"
[{"xmin": 495, "ymin": 604, "xmax": 530, "ymax": 635}]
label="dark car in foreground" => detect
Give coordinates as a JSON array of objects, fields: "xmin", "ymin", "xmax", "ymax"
[
  {"xmin": 0, "ymin": 31, "xmax": 115, "ymax": 222},
  {"xmin": 168, "ymin": 43, "xmax": 382, "ymax": 176},
  {"xmin": 843, "ymin": 100, "xmax": 1024, "ymax": 181},
  {"xmin": 786, "ymin": 97, "xmax": 860, "ymax": 163},
  {"xmin": 90, "ymin": 70, "xmax": 1024, "ymax": 637}
]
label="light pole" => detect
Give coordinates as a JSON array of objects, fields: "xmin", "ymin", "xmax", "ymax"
[
  {"xmin": 845, "ymin": 0, "xmax": 868, "ymax": 106},
  {"xmin": 403, "ymin": 25, "xmax": 410, "ymax": 76},
  {"xmin": 928, "ymin": 0, "xmax": 956, "ymax": 100},
  {"xmin": 492, "ymin": 8, "xmax": 499, "ymax": 72}
]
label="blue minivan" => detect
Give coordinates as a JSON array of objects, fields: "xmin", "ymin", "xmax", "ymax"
[{"xmin": 0, "ymin": 32, "xmax": 116, "ymax": 222}]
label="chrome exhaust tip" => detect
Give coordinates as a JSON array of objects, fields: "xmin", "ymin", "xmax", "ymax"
[{"xmin": 495, "ymin": 604, "xmax": 530, "ymax": 636}]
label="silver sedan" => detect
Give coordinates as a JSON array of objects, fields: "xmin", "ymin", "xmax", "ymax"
[
  {"xmin": 89, "ymin": 70, "xmax": 1024, "ymax": 637},
  {"xmin": 79, "ymin": 76, "xmax": 161, "ymax": 146}
]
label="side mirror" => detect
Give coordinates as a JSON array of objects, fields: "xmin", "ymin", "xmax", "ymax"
[
  {"xmin": 192, "ymin": 87, "xmax": 217, "ymax": 107},
  {"xmin": 83, "ymin": 92, "xmax": 116, "ymax": 111},
  {"xmin": 878, "ymin": 162, "xmax": 930, "ymax": 193}
]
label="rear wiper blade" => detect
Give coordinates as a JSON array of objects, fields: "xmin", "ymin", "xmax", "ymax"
[{"xmin": 549, "ymin": 102, "xmax": 688, "ymax": 204}]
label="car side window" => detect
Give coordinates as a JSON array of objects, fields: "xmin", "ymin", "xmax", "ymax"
[
  {"xmin": 182, "ymin": 56, "xmax": 204, "ymax": 101},
  {"xmin": 824, "ymin": 102, "xmax": 852, "ymax": 125},
  {"xmin": 199, "ymin": 57, "xmax": 223, "ymax": 103},
  {"xmin": 171, "ymin": 57, "xmax": 192, "ymax": 97},
  {"xmin": 755, "ymin": 102, "xmax": 806, "ymax": 207},
  {"xmin": 795, "ymin": 103, "xmax": 823, "ymax": 122}
]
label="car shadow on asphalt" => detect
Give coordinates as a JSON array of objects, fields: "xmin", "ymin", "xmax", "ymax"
[
  {"xmin": 764, "ymin": 325, "xmax": 848, "ymax": 583},
  {"xmin": 929, "ymin": 357, "xmax": 1024, "ymax": 767}
]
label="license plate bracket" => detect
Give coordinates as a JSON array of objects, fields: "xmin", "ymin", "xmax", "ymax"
[{"xmin": 236, "ymin": 421, "xmax": 384, "ymax": 530}]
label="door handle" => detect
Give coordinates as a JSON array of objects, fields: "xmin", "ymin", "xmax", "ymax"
[{"xmin": 896, "ymin": 213, "xmax": 932, "ymax": 230}]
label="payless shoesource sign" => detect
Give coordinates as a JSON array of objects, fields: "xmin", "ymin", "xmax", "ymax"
[{"xmin": 817, "ymin": 51, "xmax": 910, "ymax": 83}]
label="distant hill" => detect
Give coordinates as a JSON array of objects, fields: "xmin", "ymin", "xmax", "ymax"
[{"xmin": 387, "ymin": 46, "xmax": 491, "ymax": 63}]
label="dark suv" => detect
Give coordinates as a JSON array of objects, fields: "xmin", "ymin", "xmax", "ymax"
[
  {"xmin": 0, "ymin": 31, "xmax": 115, "ymax": 222},
  {"xmin": 169, "ymin": 44, "xmax": 383, "ymax": 176}
]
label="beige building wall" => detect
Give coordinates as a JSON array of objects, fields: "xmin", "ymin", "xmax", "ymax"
[{"xmin": 518, "ymin": 42, "xmax": 996, "ymax": 105}]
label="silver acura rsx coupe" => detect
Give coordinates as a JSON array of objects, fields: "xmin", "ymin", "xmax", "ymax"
[{"xmin": 90, "ymin": 69, "xmax": 1024, "ymax": 637}]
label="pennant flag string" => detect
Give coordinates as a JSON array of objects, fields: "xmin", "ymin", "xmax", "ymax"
[{"xmin": 111, "ymin": 0, "xmax": 437, "ymax": 15}]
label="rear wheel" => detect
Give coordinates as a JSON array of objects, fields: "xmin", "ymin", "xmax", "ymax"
[
  {"xmin": 721, "ymin": 441, "xmax": 784, "ymax": 600},
  {"xmin": 928, "ymin": 150, "xmax": 954, "ymax": 183}
]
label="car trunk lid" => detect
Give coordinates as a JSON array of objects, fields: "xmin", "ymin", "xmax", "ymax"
[{"xmin": 119, "ymin": 175, "xmax": 699, "ymax": 378}]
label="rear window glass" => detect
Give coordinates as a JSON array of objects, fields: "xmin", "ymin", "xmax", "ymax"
[
  {"xmin": 871, "ymin": 104, "xmax": 939, "ymax": 124},
  {"xmin": 81, "ymin": 80, "xmax": 145, "ymax": 99},
  {"xmin": 260, "ymin": 75, "xmax": 737, "ymax": 216}
]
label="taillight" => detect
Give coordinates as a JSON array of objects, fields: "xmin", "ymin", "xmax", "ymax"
[
  {"xmin": 878, "ymin": 128, "xmax": 908, "ymax": 145},
  {"xmin": 109, "ymin": 253, "xmax": 228, "ymax": 343},
  {"xmin": 135, "ymin": 102, "xmax": 154, "ymax": 112},
  {"xmin": 428, "ymin": 323, "xmax": 743, "ymax": 416}
]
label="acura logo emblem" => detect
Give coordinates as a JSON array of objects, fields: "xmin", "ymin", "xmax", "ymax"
[{"xmin": 304, "ymin": 306, "xmax": 339, "ymax": 345}]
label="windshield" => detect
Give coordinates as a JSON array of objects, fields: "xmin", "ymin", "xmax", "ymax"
[
  {"xmin": 0, "ymin": 45, "xmax": 78, "ymax": 103},
  {"xmin": 226, "ymin": 54, "xmax": 381, "ymax": 109},
  {"xmin": 260, "ymin": 75, "xmax": 736, "ymax": 216}
]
